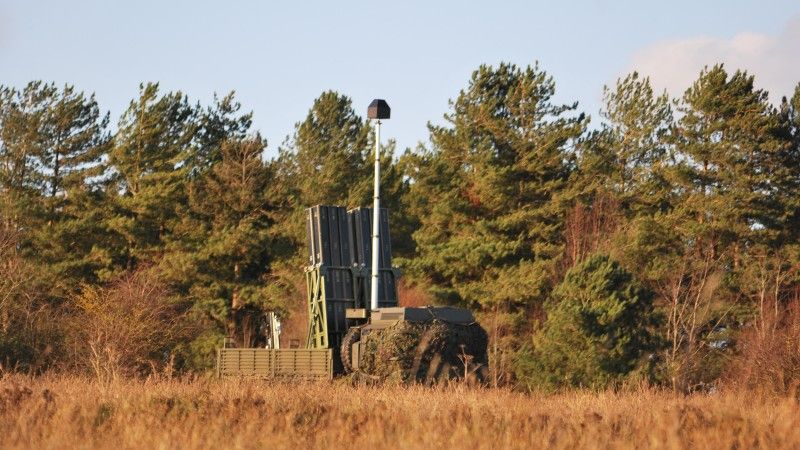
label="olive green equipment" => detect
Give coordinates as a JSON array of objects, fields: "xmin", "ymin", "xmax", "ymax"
[
  {"xmin": 217, "ymin": 204, "xmax": 488, "ymax": 381},
  {"xmin": 218, "ymin": 98, "xmax": 487, "ymax": 380}
]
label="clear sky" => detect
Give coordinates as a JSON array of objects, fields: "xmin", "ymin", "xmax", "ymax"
[{"xmin": 1, "ymin": 1, "xmax": 799, "ymax": 157}]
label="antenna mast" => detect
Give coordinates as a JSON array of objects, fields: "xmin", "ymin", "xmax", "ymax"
[{"xmin": 367, "ymin": 99, "xmax": 390, "ymax": 311}]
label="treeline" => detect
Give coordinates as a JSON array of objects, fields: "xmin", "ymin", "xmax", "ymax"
[{"xmin": 1, "ymin": 63, "xmax": 799, "ymax": 391}]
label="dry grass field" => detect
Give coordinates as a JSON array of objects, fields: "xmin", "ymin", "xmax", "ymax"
[{"xmin": 1, "ymin": 374, "xmax": 798, "ymax": 450}]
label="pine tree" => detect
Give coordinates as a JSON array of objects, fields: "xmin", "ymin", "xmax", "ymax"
[
  {"xmin": 190, "ymin": 91, "xmax": 253, "ymax": 174},
  {"xmin": 580, "ymin": 72, "xmax": 673, "ymax": 215},
  {"xmin": 37, "ymin": 85, "xmax": 109, "ymax": 200},
  {"xmin": 0, "ymin": 82, "xmax": 53, "ymax": 231},
  {"xmin": 671, "ymin": 65, "xmax": 787, "ymax": 261},
  {"xmin": 272, "ymin": 91, "xmax": 406, "ymax": 251},
  {"xmin": 32, "ymin": 85, "xmax": 111, "ymax": 287},
  {"xmin": 105, "ymin": 83, "xmax": 199, "ymax": 268},
  {"xmin": 405, "ymin": 63, "xmax": 587, "ymax": 310},
  {"xmin": 276, "ymin": 91, "xmax": 372, "ymax": 207},
  {"xmin": 517, "ymin": 254, "xmax": 658, "ymax": 390},
  {"xmin": 0, "ymin": 83, "xmax": 111, "ymax": 289},
  {"xmin": 613, "ymin": 67, "xmax": 796, "ymax": 388},
  {"xmin": 776, "ymin": 84, "xmax": 800, "ymax": 242},
  {"xmin": 177, "ymin": 137, "xmax": 274, "ymax": 358}
]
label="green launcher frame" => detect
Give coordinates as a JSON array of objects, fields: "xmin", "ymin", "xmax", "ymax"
[{"xmin": 304, "ymin": 206, "xmax": 399, "ymax": 369}]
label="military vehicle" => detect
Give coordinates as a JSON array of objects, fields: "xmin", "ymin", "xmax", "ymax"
[{"xmin": 217, "ymin": 100, "xmax": 488, "ymax": 382}]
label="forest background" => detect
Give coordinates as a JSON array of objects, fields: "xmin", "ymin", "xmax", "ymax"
[{"xmin": 1, "ymin": 62, "xmax": 799, "ymax": 392}]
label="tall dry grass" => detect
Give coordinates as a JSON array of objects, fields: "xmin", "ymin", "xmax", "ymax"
[{"xmin": 1, "ymin": 374, "xmax": 799, "ymax": 449}]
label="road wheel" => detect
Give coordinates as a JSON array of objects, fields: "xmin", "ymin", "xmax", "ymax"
[{"xmin": 340, "ymin": 326, "xmax": 362, "ymax": 374}]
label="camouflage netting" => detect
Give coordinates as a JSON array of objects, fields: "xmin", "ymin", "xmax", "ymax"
[{"xmin": 356, "ymin": 320, "xmax": 489, "ymax": 384}]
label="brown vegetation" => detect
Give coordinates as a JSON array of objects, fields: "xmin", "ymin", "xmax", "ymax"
[
  {"xmin": 67, "ymin": 269, "xmax": 193, "ymax": 382},
  {"xmin": 1, "ymin": 375, "xmax": 799, "ymax": 449},
  {"xmin": 562, "ymin": 193, "xmax": 621, "ymax": 272},
  {"xmin": 726, "ymin": 299, "xmax": 800, "ymax": 394},
  {"xmin": 264, "ymin": 261, "xmax": 309, "ymax": 348},
  {"xmin": 0, "ymin": 226, "xmax": 60, "ymax": 372},
  {"xmin": 397, "ymin": 280, "xmax": 432, "ymax": 308}
]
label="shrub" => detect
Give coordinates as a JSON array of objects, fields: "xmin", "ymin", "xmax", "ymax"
[
  {"xmin": 724, "ymin": 299, "xmax": 800, "ymax": 394},
  {"xmin": 0, "ymin": 227, "xmax": 61, "ymax": 372},
  {"xmin": 516, "ymin": 254, "xmax": 659, "ymax": 390},
  {"xmin": 68, "ymin": 268, "xmax": 193, "ymax": 382}
]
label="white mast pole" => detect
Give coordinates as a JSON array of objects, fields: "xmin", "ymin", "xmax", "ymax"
[{"xmin": 370, "ymin": 120, "xmax": 381, "ymax": 311}]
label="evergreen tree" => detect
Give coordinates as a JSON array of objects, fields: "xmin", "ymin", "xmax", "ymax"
[
  {"xmin": 190, "ymin": 92, "xmax": 253, "ymax": 174},
  {"xmin": 776, "ymin": 84, "xmax": 800, "ymax": 241},
  {"xmin": 405, "ymin": 63, "xmax": 587, "ymax": 310},
  {"xmin": 609, "ymin": 67, "xmax": 796, "ymax": 388},
  {"xmin": 0, "ymin": 82, "xmax": 111, "ymax": 289},
  {"xmin": 270, "ymin": 91, "xmax": 370, "ymax": 255},
  {"xmin": 171, "ymin": 137, "xmax": 274, "ymax": 361},
  {"xmin": 32, "ymin": 85, "xmax": 111, "ymax": 287},
  {"xmin": 517, "ymin": 254, "xmax": 658, "ymax": 390},
  {"xmin": 671, "ymin": 65, "xmax": 787, "ymax": 260},
  {"xmin": 272, "ymin": 91, "xmax": 406, "ymax": 252},
  {"xmin": 37, "ymin": 85, "xmax": 109, "ymax": 200},
  {"xmin": 579, "ymin": 72, "xmax": 673, "ymax": 215},
  {"xmin": 276, "ymin": 91, "xmax": 371, "ymax": 207},
  {"xmin": 105, "ymin": 83, "xmax": 199, "ymax": 269},
  {"xmin": 0, "ymin": 82, "xmax": 53, "ymax": 231}
]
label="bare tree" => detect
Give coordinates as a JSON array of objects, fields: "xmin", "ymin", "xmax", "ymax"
[
  {"xmin": 655, "ymin": 249, "xmax": 726, "ymax": 391},
  {"xmin": 562, "ymin": 193, "xmax": 621, "ymax": 271},
  {"xmin": 0, "ymin": 225, "xmax": 58, "ymax": 372},
  {"xmin": 739, "ymin": 246, "xmax": 800, "ymax": 336}
]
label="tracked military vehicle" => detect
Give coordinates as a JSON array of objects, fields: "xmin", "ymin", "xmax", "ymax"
[{"xmin": 217, "ymin": 100, "xmax": 488, "ymax": 382}]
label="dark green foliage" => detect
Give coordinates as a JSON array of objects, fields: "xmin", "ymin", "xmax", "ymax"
[
  {"xmin": 0, "ymin": 83, "xmax": 111, "ymax": 289},
  {"xmin": 190, "ymin": 92, "xmax": 253, "ymax": 173},
  {"xmin": 776, "ymin": 84, "xmax": 800, "ymax": 242},
  {"xmin": 404, "ymin": 63, "xmax": 587, "ymax": 311},
  {"xmin": 276, "ymin": 91, "xmax": 372, "ymax": 208},
  {"xmin": 672, "ymin": 65, "xmax": 789, "ymax": 251},
  {"xmin": 272, "ymin": 91, "xmax": 408, "ymax": 251},
  {"xmin": 517, "ymin": 255, "xmax": 658, "ymax": 390},
  {"xmin": 578, "ymin": 72, "xmax": 672, "ymax": 216},
  {"xmin": 181, "ymin": 137, "xmax": 276, "ymax": 355},
  {"xmin": 0, "ymin": 62, "xmax": 799, "ymax": 387},
  {"xmin": 105, "ymin": 83, "xmax": 198, "ymax": 269}
]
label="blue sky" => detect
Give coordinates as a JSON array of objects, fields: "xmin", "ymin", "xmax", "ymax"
[{"xmin": 1, "ymin": 1, "xmax": 799, "ymax": 157}]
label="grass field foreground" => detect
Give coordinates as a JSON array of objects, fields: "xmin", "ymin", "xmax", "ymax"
[{"xmin": 1, "ymin": 375, "xmax": 798, "ymax": 449}]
